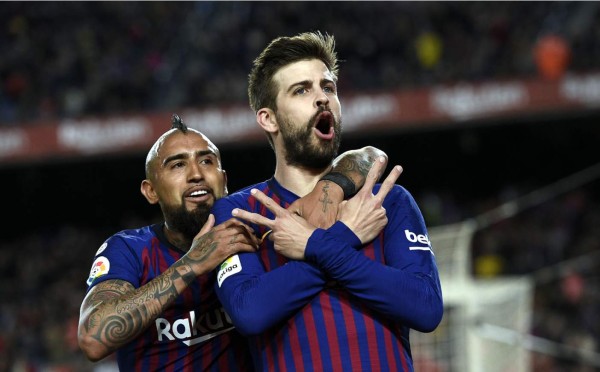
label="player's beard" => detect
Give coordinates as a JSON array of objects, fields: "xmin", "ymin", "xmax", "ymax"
[
  {"xmin": 164, "ymin": 202, "xmax": 211, "ymax": 241},
  {"xmin": 276, "ymin": 109, "xmax": 341, "ymax": 169}
]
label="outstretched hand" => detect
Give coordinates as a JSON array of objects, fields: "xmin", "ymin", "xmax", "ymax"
[
  {"xmin": 337, "ymin": 162, "xmax": 403, "ymax": 244},
  {"xmin": 232, "ymin": 190, "xmax": 317, "ymax": 260}
]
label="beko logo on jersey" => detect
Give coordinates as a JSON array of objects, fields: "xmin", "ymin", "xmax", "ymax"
[
  {"xmin": 405, "ymin": 229, "xmax": 433, "ymax": 253},
  {"xmin": 155, "ymin": 307, "xmax": 234, "ymax": 346},
  {"xmin": 217, "ymin": 255, "xmax": 241, "ymax": 287}
]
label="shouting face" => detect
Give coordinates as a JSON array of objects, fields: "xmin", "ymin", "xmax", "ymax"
[{"xmin": 273, "ymin": 59, "xmax": 342, "ymax": 168}]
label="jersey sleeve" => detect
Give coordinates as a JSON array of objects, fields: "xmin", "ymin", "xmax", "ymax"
[
  {"xmin": 212, "ymin": 195, "xmax": 328, "ymax": 336},
  {"xmin": 304, "ymin": 185, "xmax": 444, "ymax": 332},
  {"xmin": 84, "ymin": 233, "xmax": 141, "ymax": 292}
]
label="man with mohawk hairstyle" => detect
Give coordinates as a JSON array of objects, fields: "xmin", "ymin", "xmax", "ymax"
[{"xmin": 78, "ymin": 114, "xmax": 389, "ymax": 371}]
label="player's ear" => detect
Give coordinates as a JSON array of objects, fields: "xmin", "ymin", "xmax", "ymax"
[
  {"xmin": 141, "ymin": 179, "xmax": 159, "ymax": 204},
  {"xmin": 256, "ymin": 108, "xmax": 278, "ymax": 134},
  {"xmin": 222, "ymin": 170, "xmax": 229, "ymax": 196}
]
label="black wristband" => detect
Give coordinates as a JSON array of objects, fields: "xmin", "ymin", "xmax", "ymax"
[{"xmin": 319, "ymin": 172, "xmax": 356, "ymax": 199}]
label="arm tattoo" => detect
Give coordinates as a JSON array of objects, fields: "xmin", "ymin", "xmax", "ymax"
[
  {"xmin": 332, "ymin": 155, "xmax": 372, "ymax": 189},
  {"xmin": 318, "ymin": 181, "xmax": 334, "ymax": 212},
  {"xmin": 82, "ymin": 231, "xmax": 220, "ymax": 350},
  {"xmin": 84, "ymin": 262, "xmax": 195, "ymax": 348}
]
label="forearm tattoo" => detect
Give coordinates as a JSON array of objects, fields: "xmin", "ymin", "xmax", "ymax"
[
  {"xmin": 333, "ymin": 155, "xmax": 372, "ymax": 189},
  {"xmin": 318, "ymin": 181, "xmax": 334, "ymax": 212},
  {"xmin": 82, "ymin": 231, "xmax": 219, "ymax": 350}
]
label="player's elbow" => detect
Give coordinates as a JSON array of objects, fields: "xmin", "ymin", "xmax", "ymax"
[
  {"xmin": 224, "ymin": 298, "xmax": 275, "ymax": 336},
  {"xmin": 228, "ymin": 312, "xmax": 271, "ymax": 336},
  {"xmin": 413, "ymin": 297, "xmax": 444, "ymax": 333},
  {"xmin": 363, "ymin": 145, "xmax": 387, "ymax": 160},
  {"xmin": 78, "ymin": 333, "xmax": 112, "ymax": 362}
]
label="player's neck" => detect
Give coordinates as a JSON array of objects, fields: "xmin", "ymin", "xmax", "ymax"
[
  {"xmin": 163, "ymin": 223, "xmax": 192, "ymax": 252},
  {"xmin": 274, "ymin": 161, "xmax": 329, "ymax": 197}
]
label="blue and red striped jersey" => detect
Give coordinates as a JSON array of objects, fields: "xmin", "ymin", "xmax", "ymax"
[
  {"xmin": 213, "ymin": 178, "xmax": 443, "ymax": 372},
  {"xmin": 84, "ymin": 223, "xmax": 252, "ymax": 372}
]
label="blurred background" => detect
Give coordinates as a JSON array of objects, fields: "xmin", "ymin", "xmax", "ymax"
[{"xmin": 1, "ymin": 2, "xmax": 599, "ymax": 371}]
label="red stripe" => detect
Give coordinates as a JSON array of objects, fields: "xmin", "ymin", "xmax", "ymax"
[
  {"xmin": 338, "ymin": 292, "xmax": 361, "ymax": 371},
  {"xmin": 165, "ymin": 247, "xmax": 183, "ymax": 371},
  {"xmin": 149, "ymin": 240, "xmax": 164, "ymax": 371},
  {"xmin": 135, "ymin": 336, "xmax": 144, "ymax": 372},
  {"xmin": 268, "ymin": 190, "xmax": 289, "ymax": 268},
  {"xmin": 288, "ymin": 320, "xmax": 305, "ymax": 371},
  {"xmin": 303, "ymin": 304, "xmax": 323, "ymax": 370},
  {"xmin": 275, "ymin": 330, "xmax": 286, "ymax": 372},
  {"xmin": 217, "ymin": 335, "xmax": 230, "ymax": 371},
  {"xmin": 364, "ymin": 240, "xmax": 376, "ymax": 260},
  {"xmin": 371, "ymin": 230, "xmax": 406, "ymax": 371},
  {"xmin": 263, "ymin": 331, "xmax": 276, "ymax": 371},
  {"xmin": 360, "ymin": 303, "xmax": 382, "ymax": 370},
  {"xmin": 397, "ymin": 326, "xmax": 409, "ymax": 371},
  {"xmin": 381, "ymin": 323, "xmax": 398, "ymax": 371},
  {"xmin": 322, "ymin": 293, "xmax": 343, "ymax": 372},
  {"xmin": 390, "ymin": 322, "xmax": 408, "ymax": 371}
]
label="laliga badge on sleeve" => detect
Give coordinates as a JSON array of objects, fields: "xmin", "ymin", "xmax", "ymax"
[
  {"xmin": 217, "ymin": 255, "xmax": 242, "ymax": 287},
  {"xmin": 86, "ymin": 256, "xmax": 111, "ymax": 286}
]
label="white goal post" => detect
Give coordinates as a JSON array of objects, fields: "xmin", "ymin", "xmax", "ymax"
[{"xmin": 411, "ymin": 221, "xmax": 533, "ymax": 372}]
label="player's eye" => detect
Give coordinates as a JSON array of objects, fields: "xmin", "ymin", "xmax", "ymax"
[
  {"xmin": 323, "ymin": 84, "xmax": 336, "ymax": 94},
  {"xmin": 294, "ymin": 87, "xmax": 307, "ymax": 95}
]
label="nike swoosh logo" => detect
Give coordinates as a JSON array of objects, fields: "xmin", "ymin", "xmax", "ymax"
[{"xmin": 182, "ymin": 326, "xmax": 236, "ymax": 346}]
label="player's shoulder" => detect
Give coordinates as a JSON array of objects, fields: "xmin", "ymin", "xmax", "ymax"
[
  {"xmin": 110, "ymin": 224, "xmax": 155, "ymax": 241},
  {"xmin": 374, "ymin": 183, "xmax": 412, "ymax": 199},
  {"xmin": 216, "ymin": 180, "xmax": 269, "ymax": 205},
  {"xmin": 99, "ymin": 225, "xmax": 156, "ymax": 255}
]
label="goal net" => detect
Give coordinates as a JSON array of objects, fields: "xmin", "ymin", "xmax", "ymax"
[
  {"xmin": 412, "ymin": 221, "xmax": 533, "ymax": 372},
  {"xmin": 412, "ymin": 162, "xmax": 600, "ymax": 372}
]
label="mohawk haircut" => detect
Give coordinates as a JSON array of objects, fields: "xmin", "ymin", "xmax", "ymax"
[{"xmin": 171, "ymin": 113, "xmax": 188, "ymax": 132}]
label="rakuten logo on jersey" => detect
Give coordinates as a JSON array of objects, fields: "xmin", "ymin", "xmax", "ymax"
[
  {"xmin": 155, "ymin": 307, "xmax": 234, "ymax": 346},
  {"xmin": 405, "ymin": 229, "xmax": 433, "ymax": 253}
]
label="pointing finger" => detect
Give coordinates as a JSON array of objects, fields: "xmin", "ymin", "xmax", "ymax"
[
  {"xmin": 360, "ymin": 156, "xmax": 387, "ymax": 195},
  {"xmin": 232, "ymin": 208, "xmax": 275, "ymax": 229},
  {"xmin": 375, "ymin": 165, "xmax": 403, "ymax": 201},
  {"xmin": 250, "ymin": 189, "xmax": 287, "ymax": 217}
]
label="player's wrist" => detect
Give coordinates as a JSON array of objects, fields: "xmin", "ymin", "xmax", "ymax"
[
  {"xmin": 319, "ymin": 172, "xmax": 356, "ymax": 199},
  {"xmin": 315, "ymin": 179, "xmax": 345, "ymax": 203}
]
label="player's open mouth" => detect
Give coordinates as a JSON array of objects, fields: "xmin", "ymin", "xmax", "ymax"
[{"xmin": 313, "ymin": 111, "xmax": 334, "ymax": 140}]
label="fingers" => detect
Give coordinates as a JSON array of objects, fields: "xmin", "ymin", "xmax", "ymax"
[
  {"xmin": 360, "ymin": 156, "xmax": 387, "ymax": 195},
  {"xmin": 250, "ymin": 189, "xmax": 287, "ymax": 216},
  {"xmin": 374, "ymin": 165, "xmax": 403, "ymax": 201},
  {"xmin": 286, "ymin": 199, "xmax": 303, "ymax": 217},
  {"xmin": 231, "ymin": 188, "xmax": 286, "ymax": 227},
  {"xmin": 192, "ymin": 214, "xmax": 215, "ymax": 241},
  {"xmin": 219, "ymin": 219, "xmax": 260, "ymax": 249},
  {"xmin": 232, "ymin": 208, "xmax": 275, "ymax": 229},
  {"xmin": 199, "ymin": 214, "xmax": 215, "ymax": 235}
]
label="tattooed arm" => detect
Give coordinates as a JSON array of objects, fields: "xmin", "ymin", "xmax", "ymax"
[
  {"xmin": 78, "ymin": 218, "xmax": 258, "ymax": 361},
  {"xmin": 287, "ymin": 146, "xmax": 387, "ymax": 228}
]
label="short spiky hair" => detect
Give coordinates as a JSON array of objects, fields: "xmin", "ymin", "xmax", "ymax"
[
  {"xmin": 171, "ymin": 113, "xmax": 188, "ymax": 132},
  {"xmin": 248, "ymin": 31, "xmax": 339, "ymax": 113}
]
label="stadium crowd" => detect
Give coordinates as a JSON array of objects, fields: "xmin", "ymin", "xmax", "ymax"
[
  {"xmin": 1, "ymin": 1, "xmax": 599, "ymax": 125},
  {"xmin": 1, "ymin": 2, "xmax": 600, "ymax": 371}
]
